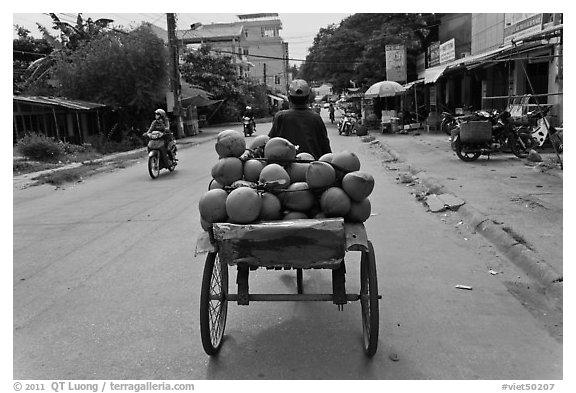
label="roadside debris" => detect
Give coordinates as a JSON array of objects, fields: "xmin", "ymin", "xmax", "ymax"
[
  {"xmin": 455, "ymin": 285, "xmax": 473, "ymax": 290},
  {"xmin": 389, "ymin": 353, "xmax": 400, "ymax": 362},
  {"xmin": 397, "ymin": 172, "xmax": 415, "ymax": 184},
  {"xmin": 527, "ymin": 149, "xmax": 543, "ymax": 162},
  {"xmin": 423, "ymin": 193, "xmax": 466, "ymax": 213}
]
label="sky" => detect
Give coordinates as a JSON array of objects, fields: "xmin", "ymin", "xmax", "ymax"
[{"xmin": 12, "ymin": 12, "xmax": 352, "ymax": 66}]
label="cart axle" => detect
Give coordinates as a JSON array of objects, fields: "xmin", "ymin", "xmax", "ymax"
[{"xmin": 214, "ymin": 294, "xmax": 382, "ymax": 302}]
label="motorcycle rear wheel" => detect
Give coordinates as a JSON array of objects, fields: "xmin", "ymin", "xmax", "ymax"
[
  {"xmin": 148, "ymin": 155, "xmax": 160, "ymax": 179},
  {"xmin": 510, "ymin": 135, "xmax": 532, "ymax": 158},
  {"xmin": 455, "ymin": 142, "xmax": 481, "ymax": 162}
]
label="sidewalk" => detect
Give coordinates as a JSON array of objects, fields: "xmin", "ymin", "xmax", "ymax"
[
  {"xmin": 12, "ymin": 125, "xmax": 226, "ymax": 189},
  {"xmin": 369, "ymin": 129, "xmax": 563, "ymax": 308}
]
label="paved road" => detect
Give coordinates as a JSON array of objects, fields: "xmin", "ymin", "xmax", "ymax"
[{"xmin": 13, "ymin": 118, "xmax": 562, "ymax": 381}]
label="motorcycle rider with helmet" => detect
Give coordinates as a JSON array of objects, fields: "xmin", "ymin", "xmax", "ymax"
[
  {"xmin": 268, "ymin": 79, "xmax": 332, "ymax": 159},
  {"xmin": 143, "ymin": 108, "xmax": 177, "ymax": 166},
  {"xmin": 243, "ymin": 105, "xmax": 256, "ymax": 132}
]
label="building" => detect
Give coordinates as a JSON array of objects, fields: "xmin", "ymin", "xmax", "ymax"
[
  {"xmin": 13, "ymin": 96, "xmax": 111, "ymax": 145},
  {"xmin": 421, "ymin": 13, "xmax": 563, "ymax": 127},
  {"xmin": 177, "ymin": 13, "xmax": 289, "ymax": 95}
]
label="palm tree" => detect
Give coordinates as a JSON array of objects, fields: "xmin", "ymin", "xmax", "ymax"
[{"xmin": 21, "ymin": 13, "xmax": 114, "ymax": 92}]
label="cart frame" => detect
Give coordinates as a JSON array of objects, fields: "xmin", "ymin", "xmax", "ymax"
[{"xmin": 196, "ymin": 218, "xmax": 380, "ymax": 357}]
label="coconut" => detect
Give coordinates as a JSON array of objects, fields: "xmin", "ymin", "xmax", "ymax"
[
  {"xmin": 215, "ymin": 129, "xmax": 246, "ymax": 158},
  {"xmin": 346, "ymin": 198, "xmax": 371, "ymax": 223},
  {"xmin": 226, "ymin": 187, "xmax": 262, "ymax": 224},
  {"xmin": 341, "ymin": 171, "xmax": 375, "ymax": 202},
  {"xmin": 331, "ymin": 150, "xmax": 361, "ymax": 173},
  {"xmin": 198, "ymin": 188, "xmax": 228, "ymax": 223},
  {"xmin": 281, "ymin": 182, "xmax": 315, "ymax": 212},
  {"xmin": 264, "ymin": 137, "xmax": 296, "ymax": 164},
  {"xmin": 306, "ymin": 161, "xmax": 336, "ymax": 189},
  {"xmin": 258, "ymin": 163, "xmax": 291, "ymax": 189},
  {"xmin": 283, "ymin": 211, "xmax": 308, "ymax": 220},
  {"xmin": 243, "ymin": 159, "xmax": 265, "ymax": 182},
  {"xmin": 319, "ymin": 187, "xmax": 352, "ymax": 217},
  {"xmin": 258, "ymin": 193, "xmax": 283, "ymax": 221},
  {"xmin": 211, "ymin": 157, "xmax": 244, "ymax": 186}
]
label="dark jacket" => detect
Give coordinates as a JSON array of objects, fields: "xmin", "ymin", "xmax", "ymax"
[{"xmin": 268, "ymin": 104, "xmax": 332, "ymax": 159}]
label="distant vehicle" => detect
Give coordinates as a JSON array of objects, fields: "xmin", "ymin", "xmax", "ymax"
[{"xmin": 323, "ymin": 103, "xmax": 330, "ymax": 109}]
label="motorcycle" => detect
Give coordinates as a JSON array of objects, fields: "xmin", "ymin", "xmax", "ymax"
[
  {"xmin": 517, "ymin": 105, "xmax": 562, "ymax": 153},
  {"xmin": 451, "ymin": 110, "xmax": 535, "ymax": 162},
  {"xmin": 339, "ymin": 112, "xmax": 360, "ymax": 136},
  {"xmin": 144, "ymin": 130, "xmax": 177, "ymax": 179},
  {"xmin": 441, "ymin": 107, "xmax": 481, "ymax": 135},
  {"xmin": 242, "ymin": 116, "xmax": 255, "ymax": 137}
]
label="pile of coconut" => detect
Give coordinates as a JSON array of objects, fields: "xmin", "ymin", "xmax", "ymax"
[{"xmin": 198, "ymin": 129, "xmax": 374, "ymax": 230}]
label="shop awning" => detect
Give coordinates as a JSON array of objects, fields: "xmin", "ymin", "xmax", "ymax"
[
  {"xmin": 13, "ymin": 95, "xmax": 108, "ymax": 110},
  {"xmin": 424, "ymin": 65, "xmax": 449, "ymax": 84},
  {"xmin": 424, "ymin": 45, "xmax": 513, "ymax": 84},
  {"xmin": 403, "ymin": 79, "xmax": 424, "ymax": 90}
]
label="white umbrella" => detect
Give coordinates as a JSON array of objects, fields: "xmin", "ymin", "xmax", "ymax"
[{"xmin": 364, "ymin": 81, "xmax": 406, "ymax": 98}]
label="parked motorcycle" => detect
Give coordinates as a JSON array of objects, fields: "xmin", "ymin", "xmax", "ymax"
[
  {"xmin": 451, "ymin": 110, "xmax": 534, "ymax": 161},
  {"xmin": 339, "ymin": 112, "xmax": 360, "ymax": 136},
  {"xmin": 242, "ymin": 116, "xmax": 255, "ymax": 137},
  {"xmin": 516, "ymin": 105, "xmax": 562, "ymax": 153},
  {"xmin": 144, "ymin": 130, "xmax": 177, "ymax": 179},
  {"xmin": 441, "ymin": 107, "xmax": 481, "ymax": 135}
]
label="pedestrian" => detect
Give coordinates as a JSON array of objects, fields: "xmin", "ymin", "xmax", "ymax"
[
  {"xmin": 268, "ymin": 79, "xmax": 332, "ymax": 159},
  {"xmin": 328, "ymin": 103, "xmax": 335, "ymax": 123}
]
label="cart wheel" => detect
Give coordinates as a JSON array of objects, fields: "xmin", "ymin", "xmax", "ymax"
[
  {"xmin": 296, "ymin": 269, "xmax": 303, "ymax": 294},
  {"xmin": 360, "ymin": 240, "xmax": 379, "ymax": 357},
  {"xmin": 200, "ymin": 251, "xmax": 228, "ymax": 355}
]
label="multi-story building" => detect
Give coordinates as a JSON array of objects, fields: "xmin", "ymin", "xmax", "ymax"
[
  {"xmin": 420, "ymin": 13, "xmax": 563, "ymax": 127},
  {"xmin": 177, "ymin": 13, "xmax": 289, "ymax": 96}
]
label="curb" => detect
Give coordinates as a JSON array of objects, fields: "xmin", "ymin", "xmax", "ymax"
[
  {"xmin": 13, "ymin": 132, "xmax": 221, "ymax": 186},
  {"xmin": 372, "ymin": 135, "xmax": 563, "ymax": 308}
]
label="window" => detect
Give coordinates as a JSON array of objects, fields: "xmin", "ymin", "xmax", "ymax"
[
  {"xmin": 243, "ymin": 49, "xmax": 249, "ymax": 56},
  {"xmin": 261, "ymin": 26, "xmax": 276, "ymax": 37}
]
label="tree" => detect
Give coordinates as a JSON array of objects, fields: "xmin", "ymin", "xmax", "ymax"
[
  {"xmin": 180, "ymin": 46, "xmax": 242, "ymax": 99},
  {"xmin": 301, "ymin": 13, "xmax": 440, "ymax": 92},
  {"xmin": 180, "ymin": 46, "xmax": 270, "ymax": 122},
  {"xmin": 50, "ymin": 24, "xmax": 169, "ymax": 128},
  {"xmin": 19, "ymin": 13, "xmax": 115, "ymax": 93},
  {"xmin": 13, "ymin": 26, "xmax": 53, "ymax": 94}
]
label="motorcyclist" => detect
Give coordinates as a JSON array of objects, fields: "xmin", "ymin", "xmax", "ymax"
[
  {"xmin": 143, "ymin": 108, "xmax": 177, "ymax": 165},
  {"xmin": 243, "ymin": 105, "xmax": 256, "ymax": 132},
  {"xmin": 268, "ymin": 79, "xmax": 332, "ymax": 159}
]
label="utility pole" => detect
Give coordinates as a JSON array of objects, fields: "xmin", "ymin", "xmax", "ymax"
[{"xmin": 167, "ymin": 13, "xmax": 184, "ymax": 139}]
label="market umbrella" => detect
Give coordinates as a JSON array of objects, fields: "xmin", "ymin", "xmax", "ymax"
[{"xmin": 364, "ymin": 81, "xmax": 406, "ymax": 98}]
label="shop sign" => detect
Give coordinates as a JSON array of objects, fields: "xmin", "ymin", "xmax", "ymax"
[
  {"xmin": 385, "ymin": 44, "xmax": 407, "ymax": 82},
  {"xmin": 428, "ymin": 42, "xmax": 440, "ymax": 67},
  {"xmin": 504, "ymin": 13, "xmax": 543, "ymax": 43},
  {"xmin": 439, "ymin": 38, "xmax": 455, "ymax": 65}
]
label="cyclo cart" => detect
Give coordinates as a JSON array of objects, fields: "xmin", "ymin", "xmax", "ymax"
[{"xmin": 196, "ymin": 200, "xmax": 380, "ymax": 357}]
